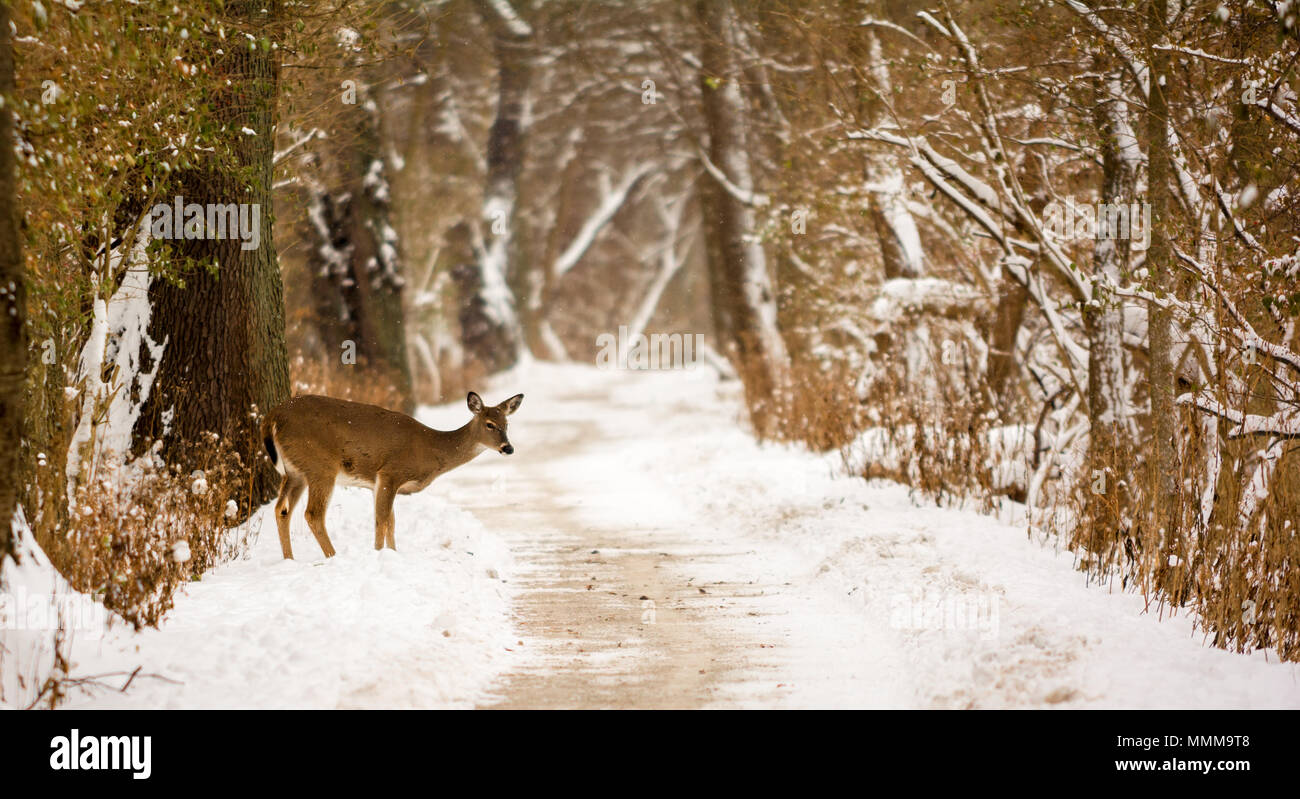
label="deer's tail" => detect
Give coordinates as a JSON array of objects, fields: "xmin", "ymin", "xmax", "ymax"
[{"xmin": 261, "ymin": 416, "xmax": 278, "ymax": 467}]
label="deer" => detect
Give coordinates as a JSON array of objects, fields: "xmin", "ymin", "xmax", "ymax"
[{"xmin": 259, "ymin": 391, "xmax": 523, "ymax": 559}]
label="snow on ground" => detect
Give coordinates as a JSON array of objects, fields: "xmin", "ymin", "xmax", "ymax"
[
  {"xmin": 3, "ymin": 465, "xmax": 515, "ymax": 709},
  {"xmin": 5, "ymin": 360, "xmax": 1300, "ymax": 708},
  {"xmin": 481, "ymin": 362, "xmax": 1300, "ymax": 708}
]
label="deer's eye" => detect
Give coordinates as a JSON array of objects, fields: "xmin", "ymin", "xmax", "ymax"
[{"xmin": 486, "ymin": 422, "xmax": 497, "ymax": 431}]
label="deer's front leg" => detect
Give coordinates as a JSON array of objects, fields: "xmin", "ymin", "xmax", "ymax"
[{"xmin": 374, "ymin": 475, "xmax": 398, "ymax": 551}]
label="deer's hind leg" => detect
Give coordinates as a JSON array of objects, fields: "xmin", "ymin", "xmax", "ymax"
[
  {"xmin": 374, "ymin": 475, "xmax": 397, "ymax": 551},
  {"xmin": 275, "ymin": 472, "xmax": 307, "ymax": 560},
  {"xmin": 303, "ymin": 473, "xmax": 338, "ymax": 558}
]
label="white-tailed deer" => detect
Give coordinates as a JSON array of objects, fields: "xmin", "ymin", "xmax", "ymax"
[{"xmin": 260, "ymin": 391, "xmax": 523, "ymax": 559}]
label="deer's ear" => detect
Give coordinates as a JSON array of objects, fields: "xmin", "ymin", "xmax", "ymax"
[
  {"xmin": 502, "ymin": 393, "xmax": 524, "ymax": 415},
  {"xmin": 467, "ymin": 392, "xmax": 485, "ymax": 415}
]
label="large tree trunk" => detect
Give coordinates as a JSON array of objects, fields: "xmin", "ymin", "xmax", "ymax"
[
  {"xmin": 305, "ymin": 89, "xmax": 414, "ymax": 412},
  {"xmin": 1081, "ymin": 70, "xmax": 1139, "ymax": 552},
  {"xmin": 0, "ymin": 4, "xmax": 24, "ymax": 566},
  {"xmin": 464, "ymin": 0, "xmax": 532, "ymax": 374},
  {"xmin": 696, "ymin": 0, "xmax": 790, "ymax": 432},
  {"xmin": 1144, "ymin": 0, "xmax": 1180, "ymax": 545},
  {"xmin": 134, "ymin": 6, "xmax": 290, "ymax": 507}
]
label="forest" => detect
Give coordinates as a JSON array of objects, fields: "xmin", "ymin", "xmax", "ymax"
[{"xmin": 0, "ymin": 0, "xmax": 1298, "ymax": 710}]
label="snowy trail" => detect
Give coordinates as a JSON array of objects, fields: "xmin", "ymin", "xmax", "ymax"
[
  {"xmin": 458, "ymin": 364, "xmax": 1300, "ymax": 709},
  {"xmin": 452, "ymin": 392, "xmax": 905, "ymax": 708},
  {"xmin": 28, "ymin": 363, "xmax": 1300, "ymax": 709}
]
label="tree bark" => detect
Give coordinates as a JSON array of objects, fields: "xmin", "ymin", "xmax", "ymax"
[
  {"xmin": 1081, "ymin": 69, "xmax": 1139, "ymax": 551},
  {"xmin": 1144, "ymin": 0, "xmax": 1180, "ymax": 544},
  {"xmin": 696, "ymin": 0, "xmax": 790, "ymax": 431},
  {"xmin": 858, "ymin": 28, "xmax": 925, "ymax": 280},
  {"xmin": 465, "ymin": 0, "xmax": 532, "ymax": 373},
  {"xmin": 134, "ymin": 6, "xmax": 290, "ymax": 507},
  {"xmin": 0, "ymin": 3, "xmax": 24, "ymax": 566}
]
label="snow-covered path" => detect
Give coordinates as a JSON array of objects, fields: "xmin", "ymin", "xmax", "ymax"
[
  {"xmin": 25, "ymin": 363, "xmax": 1300, "ymax": 709},
  {"xmin": 463, "ymin": 364, "xmax": 1300, "ymax": 709},
  {"xmin": 456, "ymin": 368, "xmax": 909, "ymax": 708}
]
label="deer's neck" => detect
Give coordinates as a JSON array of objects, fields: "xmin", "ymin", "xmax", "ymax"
[{"xmin": 428, "ymin": 420, "xmax": 486, "ymax": 476}]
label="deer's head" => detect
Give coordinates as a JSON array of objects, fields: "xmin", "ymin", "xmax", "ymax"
[{"xmin": 468, "ymin": 391, "xmax": 523, "ymax": 454}]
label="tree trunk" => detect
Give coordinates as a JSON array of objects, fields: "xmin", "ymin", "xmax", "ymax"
[
  {"xmin": 305, "ymin": 90, "xmax": 414, "ymax": 412},
  {"xmin": 0, "ymin": 4, "xmax": 24, "ymax": 566},
  {"xmin": 696, "ymin": 0, "xmax": 789, "ymax": 432},
  {"xmin": 465, "ymin": 0, "xmax": 532, "ymax": 374},
  {"xmin": 986, "ymin": 264, "xmax": 1029, "ymax": 412},
  {"xmin": 134, "ymin": 8, "xmax": 290, "ymax": 508},
  {"xmin": 1081, "ymin": 70, "xmax": 1139, "ymax": 552},
  {"xmin": 527, "ymin": 127, "xmax": 586, "ymax": 359},
  {"xmin": 858, "ymin": 28, "xmax": 925, "ymax": 280},
  {"xmin": 1145, "ymin": 0, "xmax": 1180, "ymax": 545}
]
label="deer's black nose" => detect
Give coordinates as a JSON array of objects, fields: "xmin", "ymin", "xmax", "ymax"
[{"xmin": 501, "ymin": 444, "xmax": 514, "ymax": 455}]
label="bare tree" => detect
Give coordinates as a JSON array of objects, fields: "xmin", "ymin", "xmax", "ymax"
[
  {"xmin": 462, "ymin": 0, "xmax": 534, "ymax": 373},
  {"xmin": 1081, "ymin": 69, "xmax": 1139, "ymax": 549},
  {"xmin": 696, "ymin": 0, "xmax": 790, "ymax": 430},
  {"xmin": 1144, "ymin": 0, "xmax": 1180, "ymax": 543},
  {"xmin": 301, "ymin": 82, "xmax": 414, "ymax": 412}
]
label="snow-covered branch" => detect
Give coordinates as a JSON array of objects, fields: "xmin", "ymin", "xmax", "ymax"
[
  {"xmin": 1178, "ymin": 392, "xmax": 1300, "ymax": 439},
  {"xmin": 477, "ymin": 0, "xmax": 533, "ymax": 38},
  {"xmin": 552, "ymin": 162, "xmax": 657, "ymax": 278},
  {"xmin": 695, "ymin": 144, "xmax": 769, "ymax": 208},
  {"xmin": 273, "ymin": 128, "xmax": 323, "ymax": 166},
  {"xmin": 1064, "ymin": 0, "xmax": 1149, "ymax": 97}
]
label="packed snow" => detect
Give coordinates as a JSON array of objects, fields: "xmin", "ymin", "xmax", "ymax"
[{"xmin": 2, "ymin": 479, "xmax": 515, "ymax": 709}]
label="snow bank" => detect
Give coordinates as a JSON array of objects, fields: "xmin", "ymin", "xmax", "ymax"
[
  {"xmin": 1, "ymin": 510, "xmax": 109, "ymax": 709},
  {"xmin": 67, "ymin": 483, "xmax": 513, "ymax": 708},
  {"xmin": 6, "ymin": 398, "xmax": 517, "ymax": 709}
]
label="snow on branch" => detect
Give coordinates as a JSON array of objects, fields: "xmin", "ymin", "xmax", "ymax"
[
  {"xmin": 478, "ymin": 0, "xmax": 533, "ymax": 38},
  {"xmin": 847, "ymin": 128, "xmax": 1007, "ymax": 246},
  {"xmin": 1174, "ymin": 246, "xmax": 1300, "ymax": 376},
  {"xmin": 858, "ymin": 17, "xmax": 934, "ymax": 51},
  {"xmin": 1178, "ymin": 392, "xmax": 1300, "ymax": 439},
  {"xmin": 696, "ymin": 145, "xmax": 769, "ymax": 208},
  {"xmin": 1065, "ymin": 0, "xmax": 1149, "ymax": 97},
  {"xmin": 865, "ymin": 278, "xmax": 989, "ymax": 323},
  {"xmin": 1210, "ymin": 177, "xmax": 1266, "ymax": 253},
  {"xmin": 274, "ymin": 128, "xmax": 323, "ymax": 166},
  {"xmin": 1255, "ymin": 96, "xmax": 1300, "ymax": 136},
  {"xmin": 1153, "ymin": 44, "xmax": 1250, "ymax": 65},
  {"xmin": 553, "ymin": 162, "xmax": 657, "ymax": 278}
]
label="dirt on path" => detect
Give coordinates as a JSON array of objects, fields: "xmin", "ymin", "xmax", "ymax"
[
  {"xmin": 429, "ymin": 369, "xmax": 899, "ymax": 710},
  {"xmin": 459, "ymin": 415, "xmax": 795, "ymax": 709}
]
